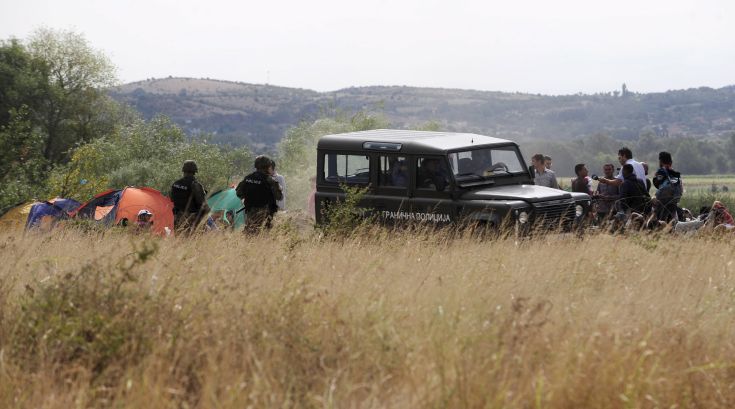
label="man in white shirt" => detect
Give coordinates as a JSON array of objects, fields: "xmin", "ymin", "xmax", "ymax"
[
  {"xmin": 597, "ymin": 147, "xmax": 647, "ymax": 188},
  {"xmin": 272, "ymin": 161, "xmax": 286, "ymax": 210}
]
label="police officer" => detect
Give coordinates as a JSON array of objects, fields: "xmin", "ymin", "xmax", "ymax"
[
  {"xmin": 236, "ymin": 155, "xmax": 283, "ymax": 233},
  {"xmin": 171, "ymin": 160, "xmax": 209, "ymax": 234}
]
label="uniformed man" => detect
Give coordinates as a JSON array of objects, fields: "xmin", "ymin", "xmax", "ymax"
[
  {"xmin": 171, "ymin": 160, "xmax": 210, "ymax": 234},
  {"xmin": 236, "ymin": 155, "xmax": 283, "ymax": 233}
]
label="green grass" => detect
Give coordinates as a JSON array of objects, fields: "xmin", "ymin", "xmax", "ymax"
[
  {"xmin": 681, "ymin": 175, "xmax": 735, "ymax": 192},
  {"xmin": 678, "ymin": 175, "xmax": 735, "ymax": 212}
]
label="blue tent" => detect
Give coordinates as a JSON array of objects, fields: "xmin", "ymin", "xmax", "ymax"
[{"xmin": 26, "ymin": 198, "xmax": 81, "ymax": 229}]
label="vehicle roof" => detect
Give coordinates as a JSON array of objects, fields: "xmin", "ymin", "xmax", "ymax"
[{"xmin": 317, "ymin": 129, "xmax": 516, "ymax": 154}]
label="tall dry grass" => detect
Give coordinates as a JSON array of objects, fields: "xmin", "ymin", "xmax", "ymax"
[{"xmin": 1, "ymin": 224, "xmax": 735, "ymax": 408}]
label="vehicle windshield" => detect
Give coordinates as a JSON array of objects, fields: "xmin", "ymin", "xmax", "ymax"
[{"xmin": 448, "ymin": 146, "xmax": 526, "ymax": 182}]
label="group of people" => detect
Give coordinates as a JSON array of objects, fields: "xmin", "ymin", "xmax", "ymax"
[
  {"xmin": 532, "ymin": 147, "xmax": 733, "ymax": 232},
  {"xmin": 170, "ymin": 156, "xmax": 285, "ymax": 235},
  {"xmin": 162, "ymin": 147, "xmax": 730, "ymax": 235}
]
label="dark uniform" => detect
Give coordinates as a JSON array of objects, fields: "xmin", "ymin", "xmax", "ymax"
[
  {"xmin": 171, "ymin": 162, "xmax": 208, "ymax": 233},
  {"xmin": 236, "ymin": 169, "xmax": 283, "ymax": 233}
]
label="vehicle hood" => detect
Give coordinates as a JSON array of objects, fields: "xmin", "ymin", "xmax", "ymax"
[{"xmin": 460, "ymin": 184, "xmax": 572, "ymax": 203}]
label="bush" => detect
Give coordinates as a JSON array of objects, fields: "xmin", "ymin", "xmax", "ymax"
[
  {"xmin": 679, "ymin": 191, "xmax": 735, "ymax": 214},
  {"xmin": 47, "ymin": 116, "xmax": 253, "ymax": 201},
  {"xmin": 10, "ymin": 239, "xmax": 172, "ymax": 382},
  {"xmin": 317, "ymin": 184, "xmax": 374, "ymax": 238},
  {"xmin": 0, "ymin": 108, "xmax": 49, "ymax": 209}
]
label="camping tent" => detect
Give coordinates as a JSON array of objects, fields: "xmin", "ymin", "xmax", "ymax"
[
  {"xmin": 0, "ymin": 202, "xmax": 35, "ymax": 230},
  {"xmin": 26, "ymin": 198, "xmax": 81, "ymax": 229},
  {"xmin": 73, "ymin": 187, "xmax": 174, "ymax": 236},
  {"xmin": 207, "ymin": 188, "xmax": 245, "ymax": 229}
]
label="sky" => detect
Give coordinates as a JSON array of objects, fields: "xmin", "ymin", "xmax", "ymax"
[{"xmin": 1, "ymin": 0, "xmax": 733, "ymax": 95}]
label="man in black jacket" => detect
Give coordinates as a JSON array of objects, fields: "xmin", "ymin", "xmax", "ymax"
[
  {"xmin": 652, "ymin": 151, "xmax": 683, "ymax": 222},
  {"xmin": 236, "ymin": 155, "xmax": 283, "ymax": 233},
  {"xmin": 618, "ymin": 164, "xmax": 650, "ymax": 214},
  {"xmin": 171, "ymin": 160, "xmax": 210, "ymax": 234}
]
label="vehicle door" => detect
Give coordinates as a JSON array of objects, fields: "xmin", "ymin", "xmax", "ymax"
[
  {"xmin": 372, "ymin": 154, "xmax": 411, "ymax": 223},
  {"xmin": 316, "ymin": 151, "xmax": 373, "ymax": 223},
  {"xmin": 408, "ymin": 156, "xmax": 456, "ymax": 225}
]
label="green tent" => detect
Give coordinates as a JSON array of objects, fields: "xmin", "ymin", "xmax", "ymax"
[{"xmin": 207, "ymin": 188, "xmax": 245, "ymax": 229}]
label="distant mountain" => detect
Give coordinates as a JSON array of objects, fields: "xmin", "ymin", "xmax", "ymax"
[{"xmin": 110, "ymin": 77, "xmax": 735, "ymax": 150}]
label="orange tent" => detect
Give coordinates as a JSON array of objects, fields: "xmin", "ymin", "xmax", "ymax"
[{"xmin": 73, "ymin": 187, "xmax": 174, "ymax": 236}]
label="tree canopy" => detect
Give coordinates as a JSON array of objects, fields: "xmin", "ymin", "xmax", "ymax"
[
  {"xmin": 47, "ymin": 116, "xmax": 253, "ymax": 202},
  {"xmin": 0, "ymin": 30, "xmax": 253, "ymax": 211},
  {"xmin": 27, "ymin": 27, "xmax": 119, "ymax": 162}
]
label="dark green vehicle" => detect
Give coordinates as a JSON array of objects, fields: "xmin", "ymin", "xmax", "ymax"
[{"xmin": 315, "ymin": 129, "xmax": 590, "ymax": 232}]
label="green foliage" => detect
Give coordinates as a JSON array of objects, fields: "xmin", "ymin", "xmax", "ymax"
[
  {"xmin": 318, "ymin": 184, "xmax": 374, "ymax": 237},
  {"xmin": 417, "ymin": 120, "xmax": 442, "ymax": 131},
  {"xmin": 0, "ymin": 107, "xmax": 49, "ymax": 209},
  {"xmin": 0, "ymin": 38, "xmax": 48, "ymax": 127},
  {"xmin": 47, "ymin": 116, "xmax": 253, "ymax": 201},
  {"xmin": 11, "ymin": 251, "xmax": 160, "ymax": 377},
  {"xmin": 277, "ymin": 109, "xmax": 388, "ymax": 210},
  {"xmin": 726, "ymin": 133, "xmax": 735, "ymax": 172},
  {"xmin": 25, "ymin": 27, "xmax": 120, "ymax": 163},
  {"xmin": 0, "ymin": 29, "xmax": 136, "ymax": 207},
  {"xmin": 679, "ymin": 191, "xmax": 735, "ymax": 214}
]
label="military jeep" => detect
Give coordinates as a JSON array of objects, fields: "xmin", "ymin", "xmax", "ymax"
[{"xmin": 315, "ymin": 129, "xmax": 590, "ymax": 232}]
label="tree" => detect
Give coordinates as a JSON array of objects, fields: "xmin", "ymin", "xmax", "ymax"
[
  {"xmin": 27, "ymin": 28, "xmax": 118, "ymax": 163},
  {"xmin": 0, "ymin": 107, "xmax": 48, "ymax": 209},
  {"xmin": 0, "ymin": 39, "xmax": 47, "ymax": 128},
  {"xmin": 726, "ymin": 132, "xmax": 735, "ymax": 172},
  {"xmin": 675, "ymin": 139, "xmax": 710, "ymax": 174},
  {"xmin": 636, "ymin": 129, "xmax": 660, "ymax": 157},
  {"xmin": 48, "ymin": 116, "xmax": 252, "ymax": 201}
]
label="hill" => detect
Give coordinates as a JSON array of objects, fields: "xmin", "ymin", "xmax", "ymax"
[{"xmin": 111, "ymin": 78, "xmax": 735, "ymax": 149}]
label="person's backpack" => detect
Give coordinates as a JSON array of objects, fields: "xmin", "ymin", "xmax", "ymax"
[{"xmin": 655, "ymin": 169, "xmax": 683, "ymax": 204}]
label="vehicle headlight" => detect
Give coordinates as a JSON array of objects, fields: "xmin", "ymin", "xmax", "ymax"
[
  {"xmin": 518, "ymin": 211, "xmax": 529, "ymax": 224},
  {"xmin": 575, "ymin": 205, "xmax": 584, "ymax": 217}
]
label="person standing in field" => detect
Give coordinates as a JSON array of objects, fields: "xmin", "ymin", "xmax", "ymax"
[
  {"xmin": 171, "ymin": 160, "xmax": 210, "ymax": 234},
  {"xmin": 593, "ymin": 163, "xmax": 619, "ymax": 223},
  {"xmin": 307, "ymin": 175, "xmax": 317, "ymax": 220},
  {"xmin": 652, "ymin": 151, "xmax": 683, "ymax": 222},
  {"xmin": 544, "ymin": 155, "xmax": 553, "ymax": 170},
  {"xmin": 641, "ymin": 162, "xmax": 653, "ymax": 193},
  {"xmin": 618, "ymin": 164, "xmax": 650, "ymax": 215},
  {"xmin": 272, "ymin": 161, "xmax": 287, "ymax": 211},
  {"xmin": 571, "ymin": 163, "xmax": 592, "ymax": 195},
  {"xmin": 236, "ymin": 155, "xmax": 283, "ymax": 233},
  {"xmin": 531, "ymin": 153, "xmax": 559, "ymax": 189},
  {"xmin": 597, "ymin": 147, "xmax": 646, "ymax": 189}
]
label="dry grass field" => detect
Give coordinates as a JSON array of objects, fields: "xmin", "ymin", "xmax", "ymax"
[{"xmin": 1, "ymin": 224, "xmax": 735, "ymax": 408}]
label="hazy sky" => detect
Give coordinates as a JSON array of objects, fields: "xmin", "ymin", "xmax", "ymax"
[{"xmin": 1, "ymin": 0, "xmax": 733, "ymax": 94}]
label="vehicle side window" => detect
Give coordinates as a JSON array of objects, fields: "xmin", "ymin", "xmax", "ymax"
[
  {"xmin": 323, "ymin": 153, "xmax": 371, "ymax": 185},
  {"xmin": 416, "ymin": 157, "xmax": 450, "ymax": 191},
  {"xmin": 379, "ymin": 155, "xmax": 408, "ymax": 188}
]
